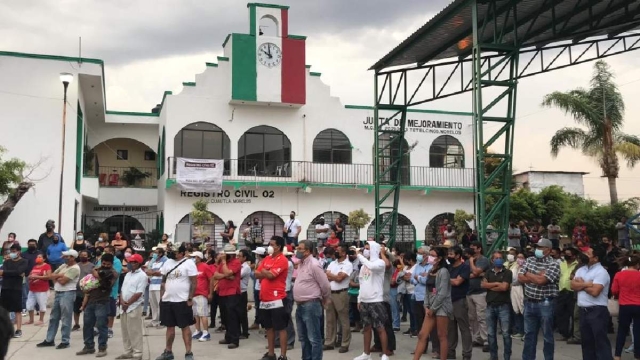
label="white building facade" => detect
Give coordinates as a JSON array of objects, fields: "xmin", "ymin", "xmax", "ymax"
[
  {"xmin": 513, "ymin": 171, "xmax": 587, "ymax": 197},
  {"xmin": 0, "ymin": 3, "xmax": 475, "ymax": 248}
]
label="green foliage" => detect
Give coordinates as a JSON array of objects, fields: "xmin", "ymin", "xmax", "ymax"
[
  {"xmin": 190, "ymin": 200, "xmax": 212, "ymax": 227},
  {"xmin": 144, "ymin": 229, "xmax": 162, "ymax": 253},
  {"xmin": 454, "ymin": 210, "xmax": 474, "ymax": 239},
  {"xmin": 348, "ymin": 209, "xmax": 371, "ymax": 235},
  {"xmin": 0, "ymin": 146, "xmax": 26, "ymax": 197},
  {"xmin": 122, "ymin": 167, "xmax": 151, "ymax": 186}
]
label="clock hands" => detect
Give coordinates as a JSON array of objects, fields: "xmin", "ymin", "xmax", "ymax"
[
  {"xmin": 261, "ymin": 49, "xmax": 272, "ymax": 59},
  {"xmin": 267, "ymin": 44, "xmax": 272, "ymax": 57}
]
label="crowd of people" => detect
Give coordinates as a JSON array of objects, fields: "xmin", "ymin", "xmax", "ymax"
[{"xmin": 0, "ymin": 214, "xmax": 637, "ymax": 360}]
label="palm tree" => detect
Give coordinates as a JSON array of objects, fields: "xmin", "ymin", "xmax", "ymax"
[{"xmin": 541, "ymin": 60, "xmax": 640, "ymax": 204}]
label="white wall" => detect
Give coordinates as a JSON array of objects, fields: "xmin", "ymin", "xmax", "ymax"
[
  {"xmin": 528, "ymin": 172, "xmax": 585, "ymax": 196},
  {"xmin": 99, "ymin": 187, "xmax": 158, "ymax": 207}
]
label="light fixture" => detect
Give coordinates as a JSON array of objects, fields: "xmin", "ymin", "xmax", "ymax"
[{"xmin": 59, "ymin": 72, "xmax": 74, "ymax": 85}]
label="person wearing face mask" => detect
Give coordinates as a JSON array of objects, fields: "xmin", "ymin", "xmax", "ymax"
[
  {"xmin": 47, "ymin": 233, "xmax": 69, "ymax": 273},
  {"xmin": 73, "ymin": 250, "xmax": 96, "ymax": 331},
  {"xmin": 95, "ymin": 233, "xmax": 109, "ymax": 249},
  {"xmin": 397, "ymin": 252, "xmax": 417, "ymax": 336},
  {"xmin": 0, "ymin": 243, "xmax": 28, "ymax": 338},
  {"xmin": 26, "ymin": 254, "xmax": 51, "ymax": 325},
  {"xmin": 314, "ymin": 217, "xmax": 330, "ymax": 247},
  {"xmin": 446, "ymin": 247, "xmax": 472, "ymax": 360},
  {"xmin": 21, "ymin": 239, "xmax": 41, "ymax": 315},
  {"xmin": 73, "ymin": 231, "xmax": 89, "ymax": 252},
  {"xmin": 111, "ymin": 232, "xmax": 128, "ymax": 254},
  {"xmin": 481, "ymin": 251, "xmax": 513, "ymax": 360},
  {"xmin": 467, "ymin": 241, "xmax": 491, "ymax": 352},
  {"xmin": 517, "ymin": 238, "xmax": 561, "ymax": 360},
  {"xmin": 283, "ymin": 211, "xmax": 302, "ymax": 247},
  {"xmin": 96, "ymin": 245, "xmax": 123, "ymax": 339},
  {"xmin": 2, "ymin": 232, "xmax": 19, "ymax": 257},
  {"xmin": 509, "ymin": 253, "xmax": 526, "ymax": 340},
  {"xmin": 117, "ymin": 253, "xmax": 148, "ymax": 360},
  {"xmin": 323, "ymin": 244, "xmax": 353, "ymax": 353},
  {"xmin": 410, "ymin": 246, "xmax": 434, "ymax": 352},
  {"xmin": 250, "ymin": 218, "xmax": 266, "ymax": 249},
  {"xmin": 146, "ymin": 248, "xmax": 167, "ymax": 328},
  {"xmin": 292, "ymin": 240, "xmax": 331, "ymax": 360},
  {"xmin": 37, "ymin": 220, "xmax": 65, "ymax": 260},
  {"xmin": 555, "ymin": 247, "xmax": 579, "ymax": 342}
]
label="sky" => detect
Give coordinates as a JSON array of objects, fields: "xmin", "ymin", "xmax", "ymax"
[{"xmin": 2, "ymin": 0, "xmax": 640, "ymax": 203}]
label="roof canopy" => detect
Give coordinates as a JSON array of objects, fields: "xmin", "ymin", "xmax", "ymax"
[{"xmin": 371, "ymin": 0, "xmax": 640, "ymax": 71}]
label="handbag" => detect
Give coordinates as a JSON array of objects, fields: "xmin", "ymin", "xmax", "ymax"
[{"xmin": 608, "ymin": 298, "xmax": 620, "ymax": 317}]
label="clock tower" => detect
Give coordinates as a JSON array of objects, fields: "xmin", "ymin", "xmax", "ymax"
[{"xmin": 225, "ymin": 3, "xmax": 306, "ymax": 106}]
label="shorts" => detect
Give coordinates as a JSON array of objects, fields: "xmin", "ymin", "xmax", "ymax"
[
  {"xmin": 192, "ymin": 295, "xmax": 209, "ymax": 317},
  {"xmin": 359, "ymin": 302, "xmax": 388, "ymax": 329},
  {"xmin": 74, "ymin": 295, "xmax": 84, "ymax": 314},
  {"xmin": 109, "ymin": 298, "xmax": 117, "ymax": 317},
  {"xmin": 0, "ymin": 288, "xmax": 23, "ymax": 312},
  {"xmin": 260, "ymin": 300, "xmax": 289, "ymax": 331},
  {"xmin": 26, "ymin": 291, "xmax": 48, "ymax": 312},
  {"xmin": 160, "ymin": 301, "xmax": 195, "ymax": 329}
]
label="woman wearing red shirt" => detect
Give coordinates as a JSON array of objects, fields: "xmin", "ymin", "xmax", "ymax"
[
  {"xmin": 325, "ymin": 232, "xmax": 340, "ymax": 248},
  {"xmin": 611, "ymin": 254, "xmax": 640, "ymax": 359}
]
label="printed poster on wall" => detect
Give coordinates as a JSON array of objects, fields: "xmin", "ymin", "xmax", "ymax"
[{"xmin": 176, "ymin": 157, "xmax": 223, "ymax": 192}]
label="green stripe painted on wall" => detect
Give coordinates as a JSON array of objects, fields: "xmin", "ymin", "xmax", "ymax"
[
  {"xmin": 231, "ymin": 34, "xmax": 257, "ymax": 102},
  {"xmin": 249, "ymin": 6, "xmax": 256, "ymax": 36},
  {"xmin": 75, "ymin": 102, "xmax": 83, "ymax": 192}
]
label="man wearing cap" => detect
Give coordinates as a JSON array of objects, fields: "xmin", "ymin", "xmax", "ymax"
[
  {"xmin": 190, "ymin": 251, "xmax": 214, "ymax": 342},
  {"xmin": 117, "ymin": 253, "xmax": 148, "ymax": 359},
  {"xmin": 517, "ymin": 238, "xmax": 561, "ymax": 360},
  {"xmin": 214, "ymin": 244, "xmax": 243, "ymax": 349},
  {"xmin": 37, "ymin": 249, "xmax": 81, "ymax": 349}
]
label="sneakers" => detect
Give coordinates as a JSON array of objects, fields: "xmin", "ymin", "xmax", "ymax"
[
  {"xmin": 108, "ymin": 329, "xmax": 114, "ymax": 338},
  {"xmin": 511, "ymin": 333, "xmax": 524, "ymax": 340},
  {"xmin": 381, "ymin": 355, "xmax": 390, "ymax": 360},
  {"xmin": 36, "ymin": 340, "xmax": 55, "ymax": 347},
  {"xmin": 198, "ymin": 333, "xmax": 211, "ymax": 342},
  {"xmin": 185, "ymin": 352, "xmax": 194, "ymax": 360},
  {"xmin": 96, "ymin": 349, "xmax": 107, "ymax": 358},
  {"xmin": 192, "ymin": 331, "xmax": 203, "ymax": 339},
  {"xmin": 115, "ymin": 354, "xmax": 134, "ymax": 359},
  {"xmin": 13, "ymin": 330, "xmax": 22, "ymax": 338},
  {"xmin": 260, "ymin": 353, "xmax": 277, "ymax": 360},
  {"xmin": 156, "ymin": 350, "xmax": 175, "ymax": 360},
  {"xmin": 56, "ymin": 343, "xmax": 70, "ymax": 349},
  {"xmin": 625, "ymin": 344, "xmax": 635, "ymax": 353},
  {"xmin": 76, "ymin": 348, "xmax": 96, "ymax": 355},
  {"xmin": 353, "ymin": 353, "xmax": 373, "ymax": 360},
  {"xmin": 402, "ymin": 330, "xmax": 412, "ymax": 336},
  {"xmin": 277, "ymin": 356, "xmax": 287, "ymax": 360}
]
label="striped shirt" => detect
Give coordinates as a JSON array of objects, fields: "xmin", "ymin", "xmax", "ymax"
[
  {"xmin": 149, "ymin": 256, "xmax": 167, "ymax": 291},
  {"xmin": 518, "ymin": 255, "xmax": 560, "ymax": 300}
]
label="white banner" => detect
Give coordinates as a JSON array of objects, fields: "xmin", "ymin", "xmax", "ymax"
[{"xmin": 176, "ymin": 157, "xmax": 223, "ymax": 191}]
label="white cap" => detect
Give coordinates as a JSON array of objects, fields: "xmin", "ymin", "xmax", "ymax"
[
  {"xmin": 62, "ymin": 249, "xmax": 79, "ymax": 258},
  {"xmin": 190, "ymin": 251, "xmax": 204, "ymax": 259},
  {"xmin": 252, "ymin": 247, "xmax": 267, "ymax": 255}
]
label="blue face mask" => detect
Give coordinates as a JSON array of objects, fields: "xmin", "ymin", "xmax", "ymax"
[
  {"xmin": 535, "ymin": 249, "xmax": 544, "ymax": 259},
  {"xmin": 416, "ymin": 254, "xmax": 424, "ymax": 263},
  {"xmin": 9, "ymin": 253, "xmax": 17, "ymax": 260},
  {"xmin": 494, "ymin": 258, "xmax": 504, "ymax": 267},
  {"xmin": 151, "ymin": 253, "xmax": 158, "ymax": 260}
]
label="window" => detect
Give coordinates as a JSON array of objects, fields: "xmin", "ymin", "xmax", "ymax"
[
  {"xmin": 376, "ymin": 134, "xmax": 410, "ymax": 185},
  {"xmin": 145, "ymin": 151, "xmax": 156, "ymax": 161},
  {"xmin": 429, "ymin": 135, "xmax": 464, "ymax": 168},
  {"xmin": 313, "ymin": 129, "xmax": 352, "ymax": 164},
  {"xmin": 238, "ymin": 126, "xmax": 291, "ymax": 176},
  {"xmin": 116, "ymin": 150, "xmax": 128, "ymax": 160},
  {"xmin": 174, "ymin": 122, "xmax": 230, "ymax": 174},
  {"xmin": 367, "ymin": 212, "xmax": 416, "ymax": 243}
]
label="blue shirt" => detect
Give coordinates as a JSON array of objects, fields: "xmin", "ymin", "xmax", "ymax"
[
  {"xmin": 46, "ymin": 242, "xmax": 68, "ymax": 265},
  {"xmin": 411, "ymin": 261, "xmax": 433, "ymax": 301},
  {"xmin": 97, "ymin": 257, "xmax": 123, "ymax": 299},
  {"xmin": 575, "ymin": 262, "xmax": 610, "ymax": 307}
]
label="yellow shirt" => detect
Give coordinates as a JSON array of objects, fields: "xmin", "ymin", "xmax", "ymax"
[{"xmin": 559, "ymin": 260, "xmax": 578, "ymax": 291}]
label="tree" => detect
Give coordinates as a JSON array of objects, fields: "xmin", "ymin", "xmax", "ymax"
[
  {"xmin": 348, "ymin": 209, "xmax": 371, "ymax": 241},
  {"xmin": 542, "ymin": 60, "xmax": 640, "ymax": 204},
  {"xmin": 453, "ymin": 209, "xmax": 474, "ymax": 240},
  {"xmin": 190, "ymin": 200, "xmax": 212, "ymax": 241},
  {"xmin": 0, "ymin": 146, "xmax": 35, "ymax": 233}
]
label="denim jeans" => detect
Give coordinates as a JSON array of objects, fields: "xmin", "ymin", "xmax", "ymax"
[
  {"xmin": 296, "ymin": 300, "xmax": 323, "ymax": 360},
  {"xmin": 83, "ymin": 302, "xmax": 109, "ymax": 350},
  {"xmin": 512, "ymin": 312, "xmax": 524, "ymax": 335},
  {"xmin": 487, "ymin": 303, "xmax": 512, "ymax": 360},
  {"xmin": 616, "ymin": 305, "xmax": 640, "ymax": 356},
  {"xmin": 522, "ymin": 298, "xmax": 555, "ymax": 360},
  {"xmin": 22, "ymin": 281, "xmax": 29, "ymax": 310},
  {"xmin": 389, "ymin": 287, "xmax": 400, "ymax": 329},
  {"xmin": 46, "ymin": 291, "xmax": 76, "ymax": 344},
  {"xmin": 403, "ymin": 293, "xmax": 416, "ymax": 332}
]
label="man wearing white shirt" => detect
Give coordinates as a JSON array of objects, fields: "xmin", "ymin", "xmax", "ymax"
[
  {"xmin": 283, "ymin": 211, "xmax": 302, "ymax": 246},
  {"xmin": 118, "ymin": 254, "xmax": 148, "ymax": 360},
  {"xmin": 315, "ymin": 217, "xmax": 331, "ymax": 247},
  {"xmin": 324, "ymin": 244, "xmax": 353, "ymax": 353}
]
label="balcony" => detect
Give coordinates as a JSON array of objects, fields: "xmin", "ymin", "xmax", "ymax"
[
  {"xmin": 167, "ymin": 158, "xmax": 474, "ymax": 190},
  {"xmin": 96, "ymin": 166, "xmax": 158, "ymax": 188}
]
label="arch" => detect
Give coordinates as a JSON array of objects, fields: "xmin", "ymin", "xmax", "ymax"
[
  {"xmin": 312, "ymin": 129, "xmax": 352, "ymax": 164},
  {"xmin": 259, "ymin": 14, "xmax": 279, "ymax": 36},
  {"xmin": 425, "ymin": 212, "xmax": 455, "ymax": 245},
  {"xmin": 239, "ymin": 211, "xmax": 286, "ymax": 243},
  {"xmin": 102, "ymin": 215, "xmax": 145, "ymax": 242},
  {"xmin": 238, "ymin": 125, "xmax": 291, "ymax": 177},
  {"xmin": 177, "ymin": 211, "xmax": 226, "ymax": 244},
  {"xmin": 429, "ymin": 135, "xmax": 464, "ymax": 168},
  {"xmin": 366, "ymin": 212, "xmax": 416, "ymax": 244},
  {"xmin": 305, "ymin": 211, "xmax": 355, "ymax": 242},
  {"xmin": 91, "ymin": 138, "xmax": 158, "ymax": 185},
  {"xmin": 174, "ymin": 122, "xmax": 230, "ymax": 174},
  {"xmin": 376, "ymin": 134, "xmax": 410, "ymax": 185}
]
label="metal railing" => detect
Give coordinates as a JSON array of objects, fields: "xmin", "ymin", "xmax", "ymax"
[
  {"xmin": 97, "ymin": 166, "xmax": 158, "ymax": 188},
  {"xmin": 167, "ymin": 157, "xmax": 473, "ymax": 188}
]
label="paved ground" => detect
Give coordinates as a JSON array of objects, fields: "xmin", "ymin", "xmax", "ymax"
[{"xmin": 6, "ymin": 307, "xmax": 628, "ymax": 360}]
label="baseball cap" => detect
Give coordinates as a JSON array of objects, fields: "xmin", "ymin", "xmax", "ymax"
[
  {"xmin": 191, "ymin": 251, "xmax": 204, "ymax": 259},
  {"xmin": 223, "ymin": 244, "xmax": 237, "ymax": 254},
  {"xmin": 129, "ymin": 254, "xmax": 144, "ymax": 263},
  {"xmin": 62, "ymin": 249, "xmax": 79, "ymax": 258},
  {"xmin": 252, "ymin": 247, "xmax": 267, "ymax": 255},
  {"xmin": 537, "ymin": 238, "xmax": 553, "ymax": 248}
]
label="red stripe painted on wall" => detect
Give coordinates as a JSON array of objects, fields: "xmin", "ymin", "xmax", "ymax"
[
  {"xmin": 281, "ymin": 37, "xmax": 306, "ymax": 104},
  {"xmin": 281, "ymin": 9, "xmax": 288, "ymax": 37}
]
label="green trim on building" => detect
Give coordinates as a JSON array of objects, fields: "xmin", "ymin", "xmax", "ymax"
[
  {"xmin": 106, "ymin": 110, "xmax": 159, "ymax": 117},
  {"xmin": 217, "ymin": 56, "xmax": 230, "ymax": 62},
  {"xmin": 288, "ymin": 35, "xmax": 307, "ymax": 40},
  {"xmin": 344, "ymin": 104, "xmax": 473, "ymax": 116},
  {"xmin": 231, "ymin": 34, "xmax": 257, "ymax": 102},
  {"xmin": 223, "ymin": 33, "xmax": 232, "ymax": 48},
  {"xmin": 249, "ymin": 4, "xmax": 257, "ymax": 36},
  {"xmin": 182, "ymin": 82, "xmax": 196, "ymax": 87},
  {"xmin": 310, "ymin": 72, "xmax": 322, "ymax": 77},
  {"xmin": 305, "ymin": 65, "xmax": 312, "ymax": 69},
  {"xmin": 75, "ymin": 101, "xmax": 83, "ymax": 192},
  {"xmin": 247, "ymin": 3, "xmax": 290, "ymax": 10},
  {"xmin": 206, "ymin": 62, "xmax": 218, "ymax": 67},
  {"xmin": 156, "ymin": 137, "xmax": 161, "ymax": 180},
  {"xmin": 160, "ymin": 91, "xmax": 172, "ymax": 110},
  {"xmin": 160, "ymin": 127, "xmax": 166, "ymax": 176},
  {"xmin": 0, "ymin": 51, "xmax": 103, "ymax": 65}
]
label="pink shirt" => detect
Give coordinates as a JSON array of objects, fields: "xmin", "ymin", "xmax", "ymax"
[{"xmin": 292, "ymin": 256, "xmax": 331, "ymax": 303}]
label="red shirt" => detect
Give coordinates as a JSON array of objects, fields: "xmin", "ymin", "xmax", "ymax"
[
  {"xmin": 217, "ymin": 258, "xmax": 241, "ymax": 296},
  {"xmin": 29, "ymin": 263, "xmax": 52, "ymax": 292},
  {"xmin": 257, "ymin": 253, "xmax": 288, "ymax": 301},
  {"xmin": 612, "ymin": 270, "xmax": 640, "ymax": 305},
  {"xmin": 195, "ymin": 262, "xmax": 214, "ymax": 297},
  {"xmin": 326, "ymin": 237, "xmax": 339, "ymax": 248}
]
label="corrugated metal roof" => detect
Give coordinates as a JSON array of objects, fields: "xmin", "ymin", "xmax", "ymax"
[{"xmin": 371, "ymin": 0, "xmax": 640, "ymax": 71}]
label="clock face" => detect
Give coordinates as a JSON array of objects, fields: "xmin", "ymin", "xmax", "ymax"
[{"xmin": 258, "ymin": 42, "xmax": 282, "ymax": 68}]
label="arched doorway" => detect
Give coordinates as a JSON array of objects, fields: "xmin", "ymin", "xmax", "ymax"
[
  {"xmin": 103, "ymin": 215, "xmax": 145, "ymax": 242},
  {"xmin": 429, "ymin": 135, "xmax": 464, "ymax": 168},
  {"xmin": 305, "ymin": 211, "xmax": 353, "ymax": 242},
  {"xmin": 177, "ymin": 212, "xmax": 226, "ymax": 245},
  {"xmin": 367, "ymin": 212, "xmax": 416, "ymax": 252},
  {"xmin": 174, "ymin": 122, "xmax": 231, "ymax": 175},
  {"xmin": 238, "ymin": 211, "xmax": 285, "ymax": 244},
  {"xmin": 425, "ymin": 212, "xmax": 456, "ymax": 245},
  {"xmin": 238, "ymin": 125, "xmax": 291, "ymax": 177},
  {"xmin": 376, "ymin": 134, "xmax": 410, "ymax": 185}
]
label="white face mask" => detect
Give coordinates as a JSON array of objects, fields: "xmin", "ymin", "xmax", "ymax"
[
  {"xmin": 507, "ymin": 254, "xmax": 515, "ymax": 262},
  {"xmin": 98, "ymin": 237, "xmax": 103, "ymax": 242},
  {"xmin": 363, "ymin": 249, "xmax": 370, "ymax": 258},
  {"xmin": 267, "ymin": 246, "xmax": 275, "ymax": 255}
]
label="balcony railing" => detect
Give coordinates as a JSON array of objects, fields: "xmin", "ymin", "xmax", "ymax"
[
  {"xmin": 97, "ymin": 166, "xmax": 158, "ymax": 188},
  {"xmin": 167, "ymin": 158, "xmax": 474, "ymax": 189}
]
